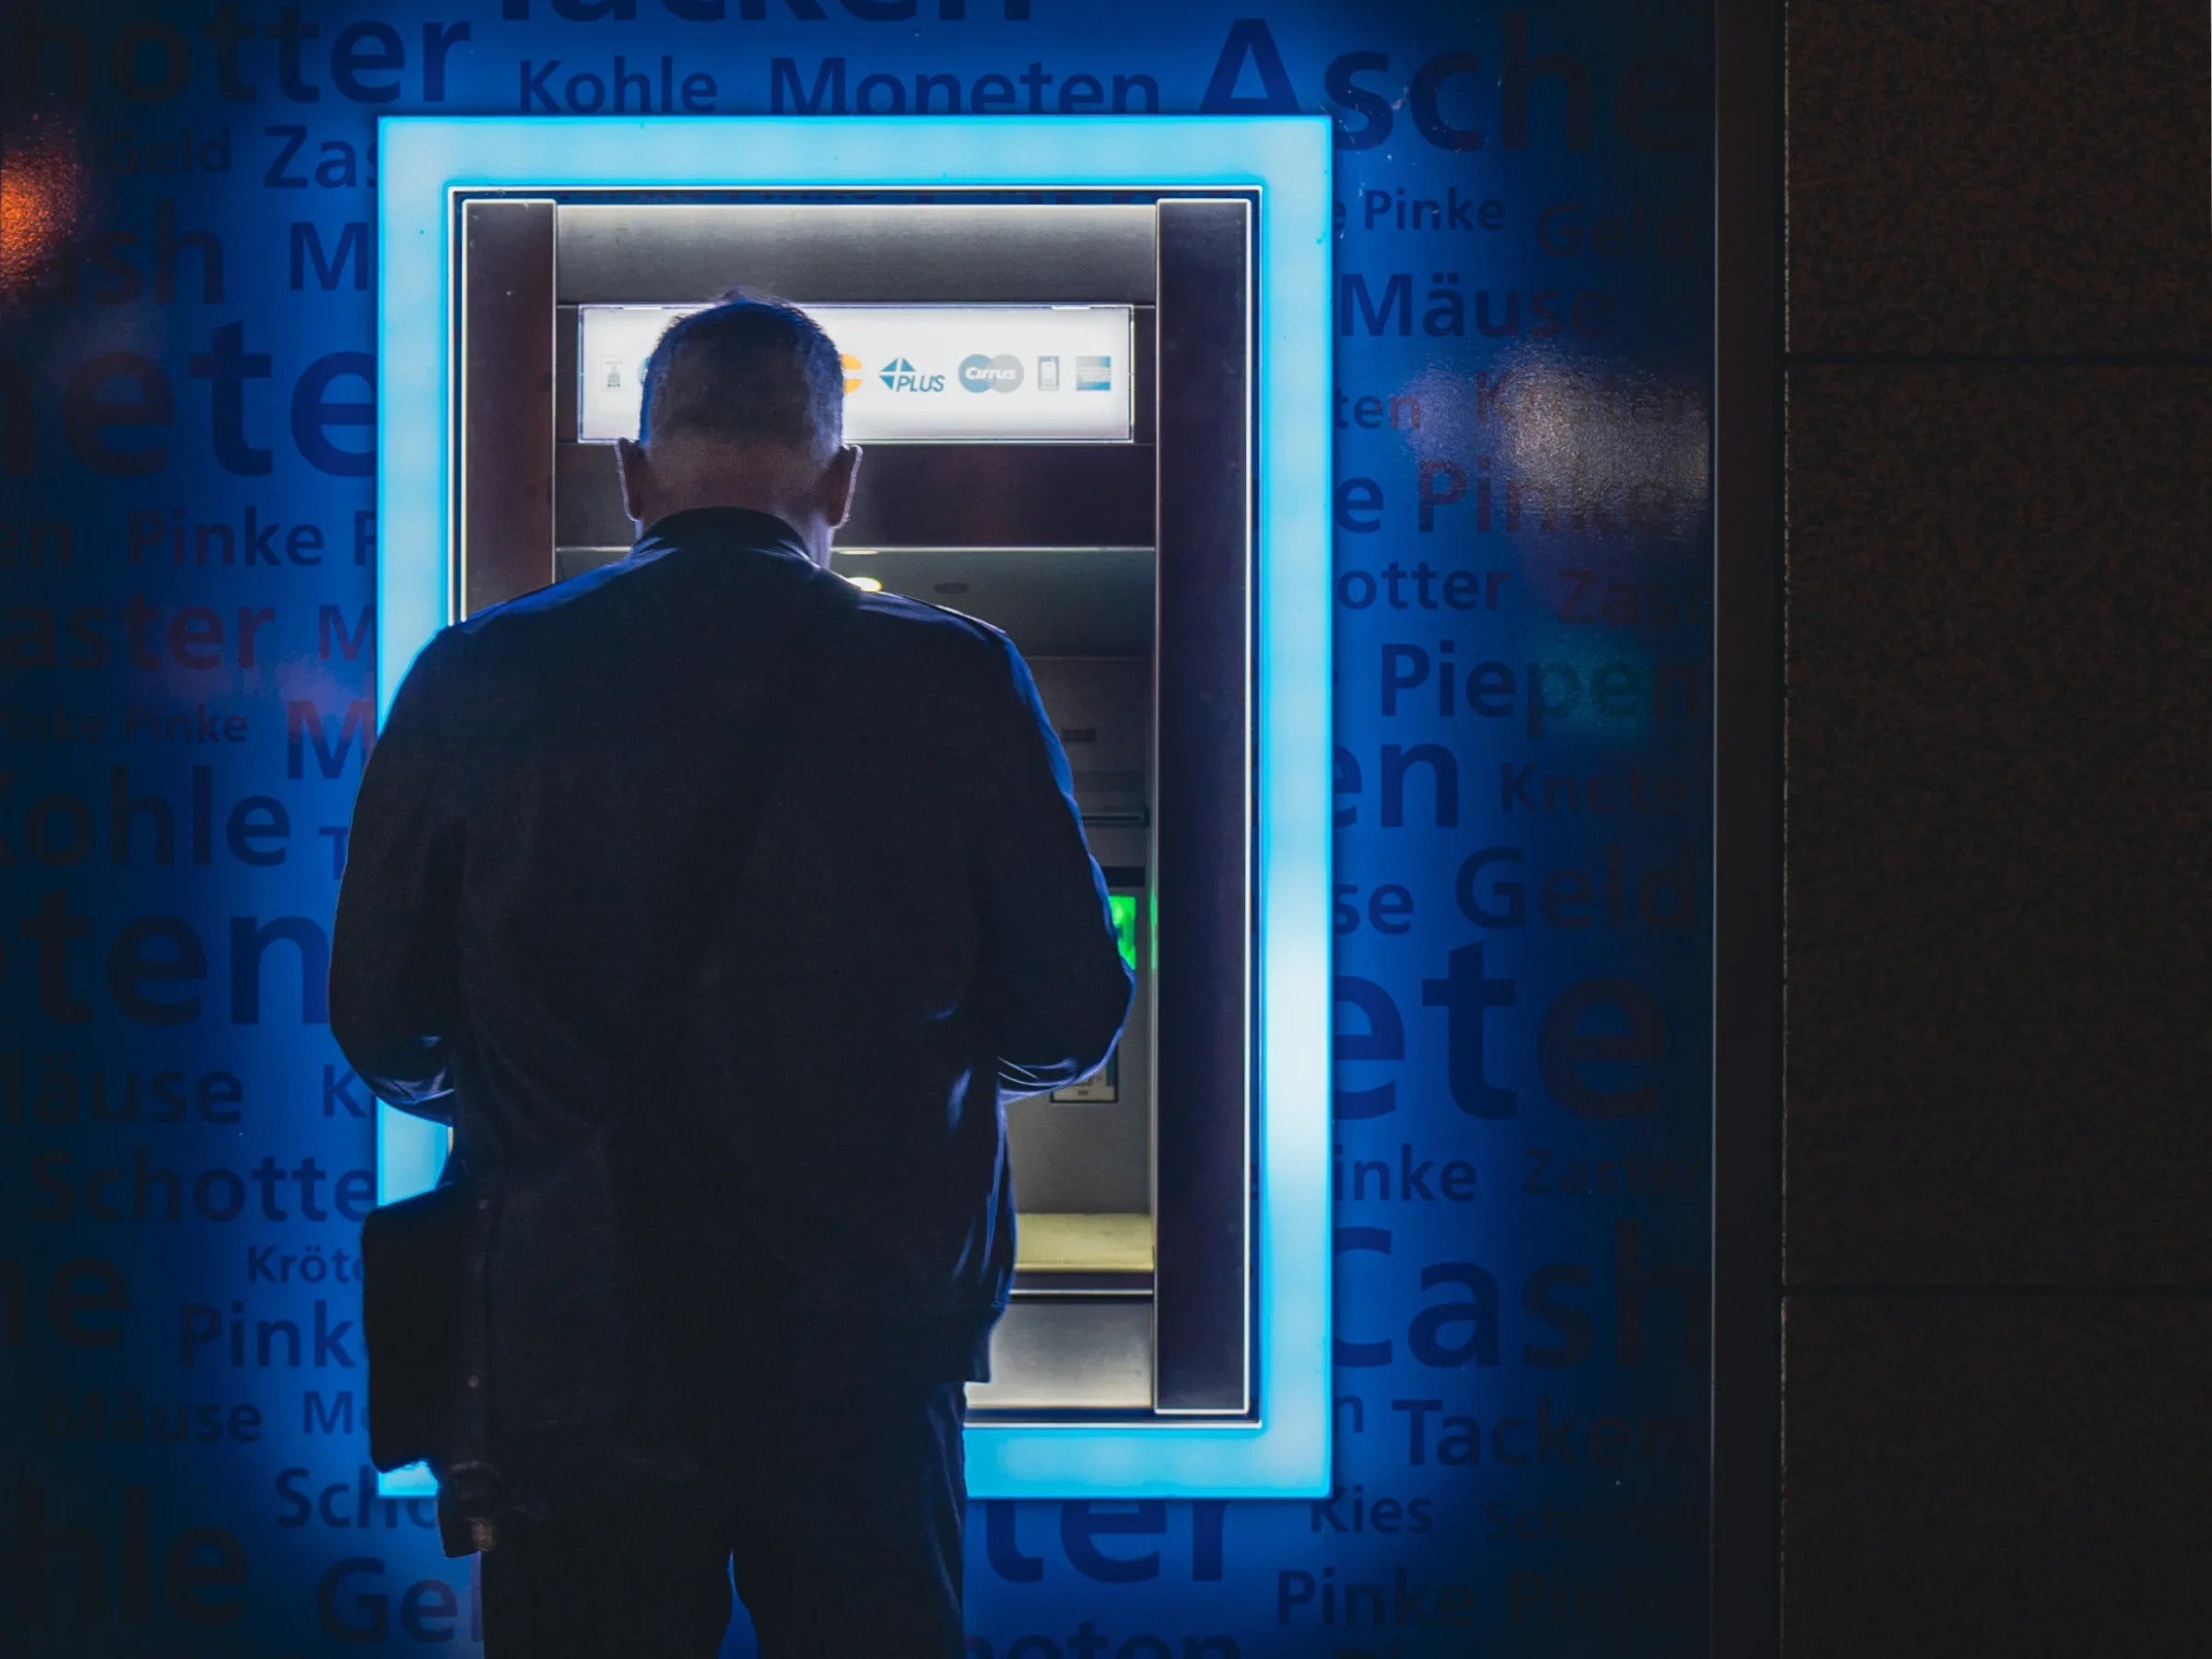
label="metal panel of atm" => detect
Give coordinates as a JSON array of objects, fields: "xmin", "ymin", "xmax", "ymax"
[{"xmin": 454, "ymin": 194, "xmax": 1255, "ymax": 1422}]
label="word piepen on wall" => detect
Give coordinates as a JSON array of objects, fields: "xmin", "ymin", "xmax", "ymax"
[{"xmin": 0, "ymin": 4, "xmax": 1714, "ymax": 1653}]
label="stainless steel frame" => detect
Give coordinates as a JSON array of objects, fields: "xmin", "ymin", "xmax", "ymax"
[
  {"xmin": 1150, "ymin": 198, "xmax": 1253, "ymax": 1415},
  {"xmin": 457, "ymin": 199, "xmax": 558, "ymax": 616},
  {"xmin": 554, "ymin": 203, "xmax": 1159, "ymax": 304},
  {"xmin": 452, "ymin": 188, "xmax": 1263, "ymax": 1426}
]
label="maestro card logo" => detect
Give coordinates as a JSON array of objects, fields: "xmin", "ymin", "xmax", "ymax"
[
  {"xmin": 879, "ymin": 357, "xmax": 945, "ymax": 393},
  {"xmin": 959, "ymin": 352, "xmax": 1024, "ymax": 394}
]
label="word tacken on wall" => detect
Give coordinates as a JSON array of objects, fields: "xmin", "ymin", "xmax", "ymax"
[{"xmin": 0, "ymin": 1, "xmax": 1712, "ymax": 1653}]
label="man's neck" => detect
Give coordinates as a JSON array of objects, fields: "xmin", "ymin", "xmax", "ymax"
[{"xmin": 642, "ymin": 497, "xmax": 831, "ymax": 567}]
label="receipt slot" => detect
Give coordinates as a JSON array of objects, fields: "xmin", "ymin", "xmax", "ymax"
[{"xmin": 376, "ymin": 117, "xmax": 1330, "ymax": 1498}]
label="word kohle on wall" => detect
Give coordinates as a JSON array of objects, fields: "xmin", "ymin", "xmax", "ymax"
[{"xmin": 0, "ymin": 3, "xmax": 1713, "ymax": 1654}]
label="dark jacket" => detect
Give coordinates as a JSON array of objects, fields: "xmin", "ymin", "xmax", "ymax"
[{"xmin": 330, "ymin": 507, "xmax": 1133, "ymax": 1390}]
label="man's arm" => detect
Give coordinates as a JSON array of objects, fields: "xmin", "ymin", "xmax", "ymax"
[
  {"xmin": 972, "ymin": 635, "xmax": 1135, "ymax": 1100},
  {"xmin": 329, "ymin": 632, "xmax": 467, "ymax": 1120}
]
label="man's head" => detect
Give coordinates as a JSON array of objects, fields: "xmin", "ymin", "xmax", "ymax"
[{"xmin": 615, "ymin": 295, "xmax": 862, "ymax": 564}]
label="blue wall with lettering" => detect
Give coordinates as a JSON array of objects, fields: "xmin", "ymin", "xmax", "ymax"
[{"xmin": 0, "ymin": 1, "xmax": 1712, "ymax": 1652}]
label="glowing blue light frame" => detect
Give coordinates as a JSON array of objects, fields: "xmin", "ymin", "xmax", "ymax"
[{"xmin": 375, "ymin": 116, "xmax": 1330, "ymax": 1498}]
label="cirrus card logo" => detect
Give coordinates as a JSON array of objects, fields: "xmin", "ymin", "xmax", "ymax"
[{"xmin": 959, "ymin": 351, "xmax": 1025, "ymax": 393}]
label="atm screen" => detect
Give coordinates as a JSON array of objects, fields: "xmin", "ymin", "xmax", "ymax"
[{"xmin": 1108, "ymin": 892, "xmax": 1137, "ymax": 974}]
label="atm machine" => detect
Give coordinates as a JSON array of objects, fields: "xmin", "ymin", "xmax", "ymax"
[
  {"xmin": 377, "ymin": 117, "xmax": 1330, "ymax": 1497},
  {"xmin": 456, "ymin": 193, "xmax": 1250, "ymax": 1421}
]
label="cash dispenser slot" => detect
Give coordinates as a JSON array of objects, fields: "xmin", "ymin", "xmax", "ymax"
[{"xmin": 454, "ymin": 191, "xmax": 1253, "ymax": 1424}]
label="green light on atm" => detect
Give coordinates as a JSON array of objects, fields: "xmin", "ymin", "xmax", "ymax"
[{"xmin": 1109, "ymin": 891, "xmax": 1138, "ymax": 974}]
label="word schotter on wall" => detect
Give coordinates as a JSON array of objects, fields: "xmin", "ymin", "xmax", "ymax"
[{"xmin": 0, "ymin": 3, "xmax": 1713, "ymax": 1653}]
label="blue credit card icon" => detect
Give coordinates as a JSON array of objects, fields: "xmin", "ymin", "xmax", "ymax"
[{"xmin": 1075, "ymin": 354, "xmax": 1112, "ymax": 391}]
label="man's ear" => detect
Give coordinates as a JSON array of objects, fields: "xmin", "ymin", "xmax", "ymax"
[
  {"xmin": 823, "ymin": 443, "xmax": 862, "ymax": 529},
  {"xmin": 615, "ymin": 438, "xmax": 650, "ymax": 527}
]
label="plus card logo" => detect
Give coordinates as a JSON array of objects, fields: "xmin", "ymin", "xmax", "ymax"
[{"xmin": 878, "ymin": 357, "xmax": 945, "ymax": 393}]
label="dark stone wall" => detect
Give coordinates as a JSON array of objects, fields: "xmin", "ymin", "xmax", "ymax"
[{"xmin": 1782, "ymin": 3, "xmax": 2212, "ymax": 1651}]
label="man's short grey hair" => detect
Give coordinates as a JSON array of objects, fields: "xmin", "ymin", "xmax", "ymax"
[{"xmin": 636, "ymin": 294, "xmax": 845, "ymax": 461}]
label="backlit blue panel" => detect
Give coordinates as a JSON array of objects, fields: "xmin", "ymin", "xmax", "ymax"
[{"xmin": 376, "ymin": 115, "xmax": 1333, "ymax": 1498}]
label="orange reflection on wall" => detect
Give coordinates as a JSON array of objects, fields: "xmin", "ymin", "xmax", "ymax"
[{"xmin": 0, "ymin": 118, "xmax": 88, "ymax": 299}]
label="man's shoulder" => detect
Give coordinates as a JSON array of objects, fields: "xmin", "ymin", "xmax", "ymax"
[
  {"xmin": 387, "ymin": 562, "xmax": 661, "ymax": 731},
  {"xmin": 851, "ymin": 586, "xmax": 1011, "ymax": 656},
  {"xmin": 844, "ymin": 586, "xmax": 1033, "ymax": 700},
  {"xmin": 422, "ymin": 554, "xmax": 704, "ymax": 692},
  {"xmin": 446, "ymin": 557, "xmax": 636, "ymax": 641},
  {"xmin": 411, "ymin": 561, "xmax": 1029, "ymax": 713}
]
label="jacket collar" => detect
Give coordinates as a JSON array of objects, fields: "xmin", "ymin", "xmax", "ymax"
[{"xmin": 626, "ymin": 507, "xmax": 815, "ymax": 570}]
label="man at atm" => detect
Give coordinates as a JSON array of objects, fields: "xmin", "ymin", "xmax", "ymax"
[{"xmin": 330, "ymin": 298, "xmax": 1134, "ymax": 1656}]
